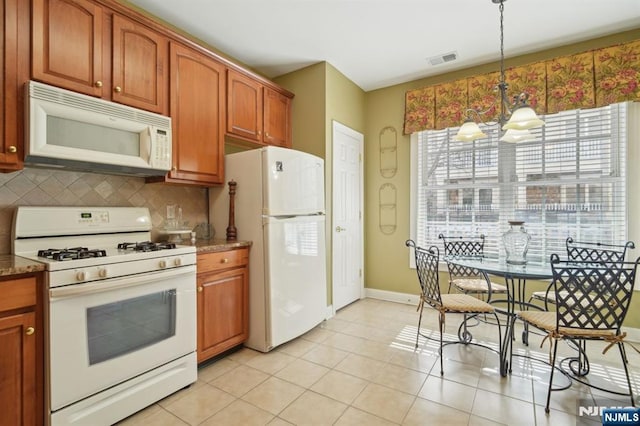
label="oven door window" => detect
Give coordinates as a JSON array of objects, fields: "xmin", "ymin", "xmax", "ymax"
[{"xmin": 87, "ymin": 289, "xmax": 177, "ymax": 365}]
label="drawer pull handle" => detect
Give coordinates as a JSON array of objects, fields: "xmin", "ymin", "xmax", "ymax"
[
  {"xmin": 26, "ymin": 327, "xmax": 35, "ymax": 336},
  {"xmin": 221, "ymin": 258, "xmax": 229, "ymax": 264}
]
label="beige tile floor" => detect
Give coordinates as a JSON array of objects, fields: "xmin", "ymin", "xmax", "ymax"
[{"xmin": 118, "ymin": 298, "xmax": 640, "ymax": 425}]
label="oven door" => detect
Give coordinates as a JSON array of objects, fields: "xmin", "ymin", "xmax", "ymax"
[{"xmin": 48, "ymin": 266, "xmax": 196, "ymax": 412}]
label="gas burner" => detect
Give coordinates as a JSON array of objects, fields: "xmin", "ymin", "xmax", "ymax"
[
  {"xmin": 117, "ymin": 241, "xmax": 177, "ymax": 252},
  {"xmin": 38, "ymin": 247, "xmax": 108, "ymax": 261}
]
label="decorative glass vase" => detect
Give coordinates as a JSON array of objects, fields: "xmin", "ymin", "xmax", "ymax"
[{"xmin": 503, "ymin": 220, "xmax": 531, "ymax": 265}]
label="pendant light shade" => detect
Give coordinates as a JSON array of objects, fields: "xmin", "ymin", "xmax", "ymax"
[
  {"xmin": 499, "ymin": 128, "xmax": 536, "ymax": 143},
  {"xmin": 502, "ymin": 105, "xmax": 545, "ymax": 130},
  {"xmin": 455, "ymin": 120, "xmax": 487, "ymax": 141}
]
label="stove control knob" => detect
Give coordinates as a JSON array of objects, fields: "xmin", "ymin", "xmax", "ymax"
[
  {"xmin": 76, "ymin": 271, "xmax": 87, "ymax": 281},
  {"xmin": 174, "ymin": 258, "xmax": 182, "ymax": 267},
  {"xmin": 159, "ymin": 260, "xmax": 167, "ymax": 269},
  {"xmin": 99, "ymin": 268, "xmax": 108, "ymax": 278}
]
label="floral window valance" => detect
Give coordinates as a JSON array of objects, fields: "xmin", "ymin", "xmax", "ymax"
[{"xmin": 403, "ymin": 39, "xmax": 640, "ymax": 135}]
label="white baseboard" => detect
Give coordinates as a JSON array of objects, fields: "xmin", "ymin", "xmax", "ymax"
[
  {"xmin": 364, "ymin": 288, "xmax": 420, "ymax": 306},
  {"xmin": 364, "ymin": 288, "xmax": 640, "ymax": 344}
]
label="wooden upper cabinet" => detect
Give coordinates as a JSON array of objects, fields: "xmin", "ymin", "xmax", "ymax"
[
  {"xmin": 156, "ymin": 42, "xmax": 225, "ymax": 185},
  {"xmin": 227, "ymin": 69, "xmax": 263, "ymax": 142},
  {"xmin": 0, "ymin": 0, "xmax": 28, "ymax": 171},
  {"xmin": 32, "ymin": 0, "xmax": 168, "ymax": 114},
  {"xmin": 111, "ymin": 14, "xmax": 167, "ymax": 114},
  {"xmin": 227, "ymin": 69, "xmax": 293, "ymax": 148},
  {"xmin": 263, "ymin": 87, "xmax": 292, "ymax": 147},
  {"xmin": 32, "ymin": 0, "xmax": 103, "ymax": 96}
]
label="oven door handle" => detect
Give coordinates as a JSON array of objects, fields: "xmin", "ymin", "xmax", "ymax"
[{"xmin": 49, "ymin": 265, "xmax": 196, "ymax": 299}]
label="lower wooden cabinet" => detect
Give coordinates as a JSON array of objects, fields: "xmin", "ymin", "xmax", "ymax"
[
  {"xmin": 196, "ymin": 247, "xmax": 249, "ymax": 363},
  {"xmin": 0, "ymin": 275, "xmax": 41, "ymax": 426}
]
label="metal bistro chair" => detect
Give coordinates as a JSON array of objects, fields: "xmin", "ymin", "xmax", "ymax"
[
  {"xmin": 518, "ymin": 254, "xmax": 640, "ymax": 413},
  {"xmin": 439, "ymin": 234, "xmax": 507, "ymax": 303},
  {"xmin": 529, "ymin": 237, "xmax": 635, "ymax": 310},
  {"xmin": 406, "ymin": 240, "xmax": 503, "ymax": 375}
]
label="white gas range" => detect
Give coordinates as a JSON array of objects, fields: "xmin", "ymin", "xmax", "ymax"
[{"xmin": 12, "ymin": 206, "xmax": 198, "ymax": 426}]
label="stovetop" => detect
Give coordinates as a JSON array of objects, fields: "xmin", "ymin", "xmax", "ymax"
[{"xmin": 36, "ymin": 242, "xmax": 179, "ymax": 262}]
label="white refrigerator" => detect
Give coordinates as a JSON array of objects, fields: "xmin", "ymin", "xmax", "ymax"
[{"xmin": 210, "ymin": 146, "xmax": 327, "ymax": 352}]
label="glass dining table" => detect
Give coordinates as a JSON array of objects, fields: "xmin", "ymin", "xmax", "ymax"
[{"xmin": 443, "ymin": 256, "xmax": 553, "ymax": 376}]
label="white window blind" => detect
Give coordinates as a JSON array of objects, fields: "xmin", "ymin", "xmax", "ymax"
[{"xmin": 413, "ymin": 103, "xmax": 628, "ymax": 262}]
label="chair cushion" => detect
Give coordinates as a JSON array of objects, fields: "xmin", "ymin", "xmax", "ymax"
[
  {"xmin": 441, "ymin": 293, "xmax": 494, "ymax": 313},
  {"xmin": 530, "ymin": 291, "xmax": 605, "ymax": 309},
  {"xmin": 518, "ymin": 311, "xmax": 617, "ymax": 338},
  {"xmin": 452, "ymin": 278, "xmax": 507, "ymax": 293}
]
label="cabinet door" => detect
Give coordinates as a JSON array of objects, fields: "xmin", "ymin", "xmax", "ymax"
[
  {"xmin": 197, "ymin": 266, "xmax": 248, "ymax": 362},
  {"xmin": 112, "ymin": 14, "xmax": 167, "ymax": 114},
  {"xmin": 0, "ymin": 312, "xmax": 36, "ymax": 426},
  {"xmin": 0, "ymin": 0, "xmax": 27, "ymax": 171},
  {"xmin": 165, "ymin": 43, "xmax": 225, "ymax": 185},
  {"xmin": 227, "ymin": 69, "xmax": 262, "ymax": 142},
  {"xmin": 263, "ymin": 87, "xmax": 292, "ymax": 147},
  {"xmin": 32, "ymin": 0, "xmax": 104, "ymax": 97}
]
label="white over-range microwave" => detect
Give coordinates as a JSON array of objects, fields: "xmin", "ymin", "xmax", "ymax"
[{"xmin": 25, "ymin": 80, "xmax": 172, "ymax": 176}]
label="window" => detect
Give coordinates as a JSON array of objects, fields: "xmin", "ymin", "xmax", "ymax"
[{"xmin": 411, "ymin": 103, "xmax": 633, "ymax": 262}]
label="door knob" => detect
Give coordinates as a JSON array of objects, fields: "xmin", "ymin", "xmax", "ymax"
[{"xmin": 335, "ymin": 226, "xmax": 346, "ymax": 232}]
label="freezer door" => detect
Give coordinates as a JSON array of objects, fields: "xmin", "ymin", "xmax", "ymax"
[
  {"xmin": 263, "ymin": 215, "xmax": 327, "ymax": 348},
  {"xmin": 262, "ymin": 147, "xmax": 325, "ymax": 216}
]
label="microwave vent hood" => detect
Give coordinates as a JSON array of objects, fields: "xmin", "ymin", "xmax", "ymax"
[
  {"xmin": 29, "ymin": 82, "xmax": 170, "ymax": 128},
  {"xmin": 25, "ymin": 81, "xmax": 173, "ymax": 177}
]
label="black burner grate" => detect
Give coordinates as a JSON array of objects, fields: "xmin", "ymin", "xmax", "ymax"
[
  {"xmin": 37, "ymin": 247, "xmax": 108, "ymax": 261},
  {"xmin": 117, "ymin": 241, "xmax": 177, "ymax": 252}
]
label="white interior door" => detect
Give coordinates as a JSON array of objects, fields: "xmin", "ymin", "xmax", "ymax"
[{"xmin": 332, "ymin": 121, "xmax": 363, "ymax": 311}]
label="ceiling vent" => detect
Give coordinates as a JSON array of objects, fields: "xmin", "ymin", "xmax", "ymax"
[{"xmin": 428, "ymin": 51, "xmax": 458, "ymax": 66}]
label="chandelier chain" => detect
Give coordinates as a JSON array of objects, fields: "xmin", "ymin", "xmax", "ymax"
[{"xmin": 499, "ymin": 1, "xmax": 505, "ymax": 85}]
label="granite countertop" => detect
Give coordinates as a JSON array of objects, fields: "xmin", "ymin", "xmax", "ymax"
[
  {"xmin": 0, "ymin": 255, "xmax": 46, "ymax": 277},
  {"xmin": 192, "ymin": 239, "xmax": 252, "ymax": 254}
]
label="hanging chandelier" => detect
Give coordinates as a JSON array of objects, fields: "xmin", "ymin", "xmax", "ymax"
[{"xmin": 455, "ymin": 0, "xmax": 544, "ymax": 143}]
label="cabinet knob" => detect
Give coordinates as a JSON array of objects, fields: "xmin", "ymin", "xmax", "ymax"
[
  {"xmin": 265, "ymin": 132, "xmax": 270, "ymax": 139},
  {"xmin": 114, "ymin": 86, "xmax": 122, "ymax": 93},
  {"xmin": 94, "ymin": 81, "xmax": 103, "ymax": 88},
  {"xmin": 8, "ymin": 145, "xmax": 16, "ymax": 153},
  {"xmin": 197, "ymin": 286, "xmax": 203, "ymax": 292},
  {"xmin": 221, "ymin": 258, "xmax": 229, "ymax": 264},
  {"xmin": 26, "ymin": 327, "xmax": 35, "ymax": 336}
]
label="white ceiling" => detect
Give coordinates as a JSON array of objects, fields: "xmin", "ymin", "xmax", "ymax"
[{"xmin": 127, "ymin": 0, "xmax": 640, "ymax": 92}]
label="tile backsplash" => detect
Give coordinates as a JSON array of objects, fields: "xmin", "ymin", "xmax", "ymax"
[{"xmin": 0, "ymin": 167, "xmax": 210, "ymax": 254}]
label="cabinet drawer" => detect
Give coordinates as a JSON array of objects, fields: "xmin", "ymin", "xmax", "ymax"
[
  {"xmin": 197, "ymin": 248, "xmax": 249, "ymax": 274},
  {"xmin": 0, "ymin": 277, "xmax": 36, "ymax": 312}
]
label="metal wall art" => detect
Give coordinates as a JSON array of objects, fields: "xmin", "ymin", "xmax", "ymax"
[
  {"xmin": 379, "ymin": 183, "xmax": 397, "ymax": 235},
  {"xmin": 379, "ymin": 126, "xmax": 397, "ymax": 178}
]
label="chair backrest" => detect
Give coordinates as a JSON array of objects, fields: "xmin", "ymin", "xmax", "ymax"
[
  {"xmin": 439, "ymin": 234, "xmax": 484, "ymax": 279},
  {"xmin": 565, "ymin": 237, "xmax": 634, "ymax": 263},
  {"xmin": 406, "ymin": 240, "xmax": 442, "ymax": 307},
  {"xmin": 550, "ymin": 253, "xmax": 640, "ymax": 333}
]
